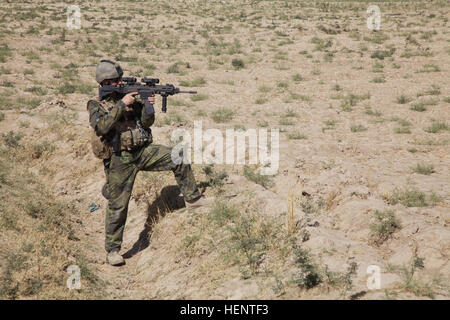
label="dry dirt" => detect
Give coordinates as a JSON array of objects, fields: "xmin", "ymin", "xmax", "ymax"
[{"xmin": 0, "ymin": 0, "xmax": 449, "ymax": 300}]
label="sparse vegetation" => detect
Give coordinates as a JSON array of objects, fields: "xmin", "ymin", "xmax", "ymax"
[
  {"xmin": 180, "ymin": 77, "xmax": 207, "ymax": 87},
  {"xmin": 243, "ymin": 165, "xmax": 274, "ymax": 189},
  {"xmin": 3, "ymin": 131, "xmax": 22, "ymax": 148},
  {"xmin": 371, "ymin": 48, "xmax": 395, "ymax": 60},
  {"xmin": 395, "ymin": 127, "xmax": 411, "ymax": 134},
  {"xmin": 32, "ymin": 140, "xmax": 55, "ymax": 159},
  {"xmin": 370, "ymin": 210, "xmax": 401, "ymax": 246},
  {"xmin": 202, "ymin": 165, "xmax": 228, "ymax": 189},
  {"xmin": 0, "ymin": 43, "xmax": 12, "ymax": 63},
  {"xmin": 211, "ymin": 108, "xmax": 234, "ymax": 123},
  {"xmin": 231, "ymin": 58, "xmax": 245, "ymax": 70},
  {"xmin": 416, "ymin": 64, "xmax": 440, "ymax": 73},
  {"xmin": 287, "ymin": 131, "xmax": 307, "ymax": 140},
  {"xmin": 190, "ymin": 93, "xmax": 209, "ymax": 102},
  {"xmin": 412, "ymin": 163, "xmax": 435, "ymax": 175},
  {"xmin": 167, "ymin": 62, "xmax": 182, "ymax": 74},
  {"xmin": 0, "ymin": 146, "xmax": 103, "ymax": 299},
  {"xmin": 350, "ymin": 124, "xmax": 367, "ymax": 133},
  {"xmin": 411, "ymin": 98, "xmax": 438, "ymax": 112},
  {"xmin": 292, "ymin": 73, "xmax": 303, "ymax": 82},
  {"xmin": 255, "ymin": 97, "xmax": 268, "ymax": 105},
  {"xmin": 425, "ymin": 121, "xmax": 449, "ymax": 133},
  {"xmin": 292, "ymin": 246, "xmax": 322, "ymax": 289},
  {"xmin": 388, "ymin": 188, "xmax": 441, "ymax": 207},
  {"xmin": 371, "ymin": 77, "xmax": 385, "ymax": 83},
  {"xmin": 387, "ymin": 251, "xmax": 442, "ymax": 299}
]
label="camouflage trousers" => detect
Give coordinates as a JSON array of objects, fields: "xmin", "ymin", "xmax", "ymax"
[{"xmin": 103, "ymin": 143, "xmax": 200, "ymax": 253}]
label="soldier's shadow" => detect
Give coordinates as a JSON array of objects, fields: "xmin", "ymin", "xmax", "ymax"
[{"xmin": 122, "ymin": 185, "xmax": 186, "ymax": 259}]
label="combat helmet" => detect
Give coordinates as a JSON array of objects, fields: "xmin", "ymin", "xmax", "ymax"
[{"xmin": 95, "ymin": 59, "xmax": 123, "ymax": 84}]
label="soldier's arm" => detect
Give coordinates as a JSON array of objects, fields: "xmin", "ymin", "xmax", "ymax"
[
  {"xmin": 140, "ymin": 103, "xmax": 155, "ymax": 129},
  {"xmin": 135, "ymin": 97, "xmax": 155, "ymax": 129},
  {"xmin": 87, "ymin": 100, "xmax": 126, "ymax": 135}
]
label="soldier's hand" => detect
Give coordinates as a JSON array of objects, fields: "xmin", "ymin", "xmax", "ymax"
[
  {"xmin": 148, "ymin": 94, "xmax": 155, "ymax": 105},
  {"xmin": 122, "ymin": 92, "xmax": 138, "ymax": 106}
]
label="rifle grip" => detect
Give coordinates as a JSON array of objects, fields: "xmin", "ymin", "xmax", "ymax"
[{"xmin": 162, "ymin": 96, "xmax": 167, "ymax": 113}]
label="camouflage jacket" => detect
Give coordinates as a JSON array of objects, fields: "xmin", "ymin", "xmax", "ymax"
[{"xmin": 87, "ymin": 95, "xmax": 155, "ymax": 149}]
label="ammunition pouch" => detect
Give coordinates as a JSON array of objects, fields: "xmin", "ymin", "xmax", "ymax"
[{"xmin": 119, "ymin": 126, "xmax": 149, "ymax": 151}]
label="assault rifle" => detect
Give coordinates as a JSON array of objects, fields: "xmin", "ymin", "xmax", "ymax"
[{"xmin": 99, "ymin": 77, "xmax": 197, "ymax": 113}]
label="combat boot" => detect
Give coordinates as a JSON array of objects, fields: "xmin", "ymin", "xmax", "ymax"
[
  {"xmin": 184, "ymin": 195, "xmax": 215, "ymax": 211},
  {"xmin": 106, "ymin": 250, "xmax": 124, "ymax": 266}
]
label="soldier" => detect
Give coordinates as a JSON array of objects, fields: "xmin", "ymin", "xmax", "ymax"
[{"xmin": 87, "ymin": 59, "xmax": 213, "ymax": 266}]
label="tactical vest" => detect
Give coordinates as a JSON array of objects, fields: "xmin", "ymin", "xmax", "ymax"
[{"xmin": 88, "ymin": 98, "xmax": 151, "ymax": 159}]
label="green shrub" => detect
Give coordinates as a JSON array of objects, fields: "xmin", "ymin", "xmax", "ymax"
[
  {"xmin": 287, "ymin": 131, "xmax": 307, "ymax": 140},
  {"xmin": 370, "ymin": 210, "xmax": 401, "ymax": 245},
  {"xmin": 1, "ymin": 81, "xmax": 14, "ymax": 87},
  {"xmin": 209, "ymin": 200, "xmax": 239, "ymax": 227},
  {"xmin": 202, "ymin": 165, "xmax": 228, "ymax": 188},
  {"xmin": 323, "ymin": 52, "xmax": 334, "ymax": 62},
  {"xmin": 257, "ymin": 120, "xmax": 269, "ymax": 127},
  {"xmin": 211, "ymin": 108, "xmax": 234, "ymax": 123},
  {"xmin": 76, "ymin": 82, "xmax": 95, "ymax": 95},
  {"xmin": 411, "ymin": 98, "xmax": 438, "ymax": 112},
  {"xmin": 180, "ymin": 77, "xmax": 206, "ymax": 87},
  {"xmin": 394, "ymin": 127, "xmax": 411, "ymax": 134},
  {"xmin": 292, "ymin": 73, "xmax": 303, "ymax": 82},
  {"xmin": 167, "ymin": 62, "xmax": 181, "ymax": 73},
  {"xmin": 371, "ymin": 77, "xmax": 386, "ymax": 83},
  {"xmin": 416, "ymin": 64, "xmax": 440, "ymax": 73},
  {"xmin": 410, "ymin": 105, "xmax": 426, "ymax": 112},
  {"xmin": 425, "ymin": 121, "xmax": 449, "ymax": 133},
  {"xmin": 25, "ymin": 86, "xmax": 47, "ymax": 96},
  {"xmin": 0, "ymin": 43, "xmax": 12, "ymax": 63},
  {"xmin": 231, "ymin": 58, "xmax": 245, "ymax": 70},
  {"xmin": 3, "ymin": 131, "xmax": 22, "ymax": 148},
  {"xmin": 58, "ymin": 83, "xmax": 76, "ymax": 94},
  {"xmin": 350, "ymin": 124, "xmax": 367, "ymax": 132},
  {"xmin": 228, "ymin": 214, "xmax": 269, "ymax": 273},
  {"xmin": 292, "ymin": 247, "xmax": 322, "ymax": 289},
  {"xmin": 279, "ymin": 118, "xmax": 294, "ymax": 125},
  {"xmin": 243, "ymin": 165, "xmax": 274, "ymax": 188},
  {"xmin": 397, "ymin": 95, "xmax": 411, "ymax": 104},
  {"xmin": 32, "ymin": 141, "xmax": 55, "ymax": 159},
  {"xmin": 388, "ymin": 188, "xmax": 440, "ymax": 207},
  {"xmin": 190, "ymin": 94, "xmax": 209, "ymax": 102},
  {"xmin": 412, "ymin": 163, "xmax": 434, "ymax": 175},
  {"xmin": 277, "ymin": 81, "xmax": 288, "ymax": 89},
  {"xmin": 255, "ymin": 97, "xmax": 268, "ymax": 104},
  {"xmin": 371, "ymin": 48, "xmax": 396, "ymax": 60}
]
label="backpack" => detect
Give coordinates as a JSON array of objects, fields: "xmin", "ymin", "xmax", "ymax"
[
  {"xmin": 90, "ymin": 130, "xmax": 114, "ymax": 159},
  {"xmin": 87, "ymin": 98, "xmax": 114, "ymax": 159}
]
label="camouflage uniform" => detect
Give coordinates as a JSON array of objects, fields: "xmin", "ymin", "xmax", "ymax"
[{"xmin": 87, "ymin": 96, "xmax": 200, "ymax": 253}]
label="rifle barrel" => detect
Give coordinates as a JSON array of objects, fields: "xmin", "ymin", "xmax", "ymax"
[{"xmin": 179, "ymin": 90, "xmax": 197, "ymax": 94}]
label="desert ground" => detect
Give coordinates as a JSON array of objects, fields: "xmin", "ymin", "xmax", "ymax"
[{"xmin": 0, "ymin": 0, "xmax": 449, "ymax": 299}]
